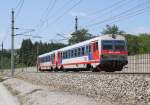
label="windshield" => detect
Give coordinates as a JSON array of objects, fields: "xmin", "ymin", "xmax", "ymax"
[
  {"xmin": 102, "ymin": 41, "xmax": 113, "ymax": 50},
  {"xmin": 102, "ymin": 40, "xmax": 126, "ymax": 51},
  {"xmin": 114, "ymin": 41, "xmax": 126, "ymax": 51}
]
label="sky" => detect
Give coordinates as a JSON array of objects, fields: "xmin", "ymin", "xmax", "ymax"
[{"xmin": 0, "ymin": 0, "xmax": 150, "ymax": 49}]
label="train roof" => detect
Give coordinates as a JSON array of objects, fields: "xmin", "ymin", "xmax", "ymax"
[
  {"xmin": 38, "ymin": 34, "xmax": 125, "ymax": 57},
  {"xmin": 56, "ymin": 34, "xmax": 125, "ymax": 51}
]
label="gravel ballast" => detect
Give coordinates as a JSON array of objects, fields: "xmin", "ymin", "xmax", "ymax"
[{"xmin": 1, "ymin": 71, "xmax": 150, "ymax": 105}]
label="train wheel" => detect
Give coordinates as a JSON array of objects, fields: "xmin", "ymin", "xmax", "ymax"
[
  {"xmin": 60, "ymin": 65, "xmax": 64, "ymax": 71},
  {"xmin": 51, "ymin": 67, "xmax": 53, "ymax": 71},
  {"xmin": 92, "ymin": 66, "xmax": 101, "ymax": 72},
  {"xmin": 37, "ymin": 67, "xmax": 40, "ymax": 72},
  {"xmin": 86, "ymin": 64, "xmax": 93, "ymax": 71},
  {"xmin": 48, "ymin": 68, "xmax": 52, "ymax": 72},
  {"xmin": 54, "ymin": 67, "xmax": 59, "ymax": 72}
]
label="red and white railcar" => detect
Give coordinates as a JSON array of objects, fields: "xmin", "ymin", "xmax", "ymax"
[{"xmin": 37, "ymin": 34, "xmax": 128, "ymax": 72}]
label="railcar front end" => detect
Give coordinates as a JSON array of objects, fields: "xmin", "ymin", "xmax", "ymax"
[{"xmin": 99, "ymin": 40, "xmax": 128, "ymax": 72}]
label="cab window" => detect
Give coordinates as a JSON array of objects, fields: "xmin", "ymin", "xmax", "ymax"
[{"xmin": 102, "ymin": 40, "xmax": 113, "ymax": 50}]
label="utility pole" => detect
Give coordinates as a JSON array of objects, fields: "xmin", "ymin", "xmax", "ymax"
[
  {"xmin": 36, "ymin": 44, "xmax": 39, "ymax": 72},
  {"xmin": 1, "ymin": 42, "xmax": 3, "ymax": 71},
  {"xmin": 75, "ymin": 16, "xmax": 78, "ymax": 32},
  {"xmin": 11, "ymin": 9, "xmax": 15, "ymax": 77}
]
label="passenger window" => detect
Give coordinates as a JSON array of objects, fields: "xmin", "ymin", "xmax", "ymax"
[
  {"xmin": 75, "ymin": 49, "xmax": 77, "ymax": 57},
  {"xmin": 69, "ymin": 50, "xmax": 71, "ymax": 58},
  {"xmin": 82, "ymin": 47, "xmax": 85, "ymax": 55},
  {"xmin": 78, "ymin": 48, "xmax": 81, "ymax": 56},
  {"xmin": 71, "ymin": 50, "xmax": 74, "ymax": 58},
  {"xmin": 86, "ymin": 45, "xmax": 89, "ymax": 54},
  {"xmin": 65, "ymin": 51, "xmax": 67, "ymax": 59},
  {"xmin": 67, "ymin": 51, "xmax": 70, "ymax": 58},
  {"xmin": 66, "ymin": 51, "xmax": 67, "ymax": 59},
  {"xmin": 48, "ymin": 56, "xmax": 50, "ymax": 61},
  {"xmin": 66, "ymin": 51, "xmax": 68, "ymax": 58}
]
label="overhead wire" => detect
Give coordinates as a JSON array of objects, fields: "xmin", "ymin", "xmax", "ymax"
[
  {"xmin": 49, "ymin": 0, "xmax": 83, "ymax": 25},
  {"xmin": 35, "ymin": 0, "xmax": 83, "ymax": 36},
  {"xmin": 39, "ymin": 0, "xmax": 83, "ymax": 34},
  {"xmin": 88, "ymin": 0, "xmax": 128, "ymax": 16},
  {"xmin": 87, "ymin": 0, "xmax": 135, "ymax": 23},
  {"xmin": 2, "ymin": 0, "xmax": 24, "ymax": 42},
  {"xmin": 85, "ymin": 0, "xmax": 150, "ymax": 27},
  {"xmin": 1, "ymin": 0, "xmax": 24, "ymax": 47},
  {"xmin": 107, "ymin": 6, "xmax": 150, "ymax": 25},
  {"xmin": 15, "ymin": 0, "xmax": 24, "ymax": 19},
  {"xmin": 39, "ymin": 0, "xmax": 57, "ymax": 28},
  {"xmin": 50, "ymin": 0, "xmax": 74, "ymax": 17},
  {"xmin": 14, "ymin": 0, "xmax": 23, "ymax": 10},
  {"xmin": 34, "ymin": 0, "xmax": 57, "ymax": 36}
]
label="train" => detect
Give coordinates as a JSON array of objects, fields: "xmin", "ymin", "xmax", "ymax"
[{"xmin": 37, "ymin": 34, "xmax": 128, "ymax": 72}]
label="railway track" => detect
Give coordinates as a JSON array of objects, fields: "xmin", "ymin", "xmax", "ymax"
[{"xmin": 16, "ymin": 70, "xmax": 150, "ymax": 75}]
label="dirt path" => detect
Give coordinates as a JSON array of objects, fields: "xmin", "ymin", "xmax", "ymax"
[
  {"xmin": 2, "ymin": 78, "xmax": 113, "ymax": 105},
  {"xmin": 0, "ymin": 83, "xmax": 19, "ymax": 105}
]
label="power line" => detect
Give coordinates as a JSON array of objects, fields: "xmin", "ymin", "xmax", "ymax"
[
  {"xmin": 51, "ymin": 0, "xmax": 74, "ymax": 17},
  {"xmin": 87, "ymin": 0, "xmax": 135, "ymax": 23},
  {"xmin": 88, "ymin": 0, "xmax": 129, "ymax": 15},
  {"xmin": 34, "ymin": 0, "xmax": 57, "ymax": 36},
  {"xmin": 15, "ymin": 0, "xmax": 24, "ymax": 18},
  {"xmin": 14, "ymin": 0, "xmax": 23, "ymax": 10},
  {"xmin": 86, "ymin": 0, "xmax": 150, "ymax": 27},
  {"xmin": 36, "ymin": 0, "xmax": 83, "ymax": 35},
  {"xmin": 107, "ymin": 6, "xmax": 150, "ymax": 25},
  {"xmin": 39, "ymin": 0, "xmax": 57, "ymax": 28},
  {"xmin": 0, "ymin": 0, "xmax": 24, "ymax": 45},
  {"xmin": 45, "ymin": 0, "xmax": 83, "ymax": 30}
]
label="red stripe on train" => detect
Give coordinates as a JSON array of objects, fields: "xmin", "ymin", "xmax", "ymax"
[{"xmin": 101, "ymin": 50, "xmax": 128, "ymax": 54}]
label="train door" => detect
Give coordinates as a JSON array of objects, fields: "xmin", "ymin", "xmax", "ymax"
[
  {"xmin": 52, "ymin": 53, "xmax": 56, "ymax": 66},
  {"xmin": 88, "ymin": 44, "xmax": 92, "ymax": 60},
  {"xmin": 57, "ymin": 52, "xmax": 61, "ymax": 66},
  {"xmin": 91, "ymin": 41, "xmax": 99, "ymax": 60}
]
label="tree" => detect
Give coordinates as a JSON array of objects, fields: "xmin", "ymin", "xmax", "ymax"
[
  {"xmin": 102, "ymin": 24, "xmax": 125, "ymax": 35},
  {"xmin": 69, "ymin": 29, "xmax": 93, "ymax": 45},
  {"xmin": 125, "ymin": 33, "xmax": 150, "ymax": 55},
  {"xmin": 19, "ymin": 39, "xmax": 66, "ymax": 67},
  {"xmin": 138, "ymin": 33, "xmax": 150, "ymax": 53},
  {"xmin": 125, "ymin": 34, "xmax": 140, "ymax": 55},
  {"xmin": 19, "ymin": 39, "xmax": 34, "ymax": 66}
]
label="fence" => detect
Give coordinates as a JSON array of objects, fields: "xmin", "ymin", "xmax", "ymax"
[{"xmin": 122, "ymin": 53, "xmax": 150, "ymax": 73}]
